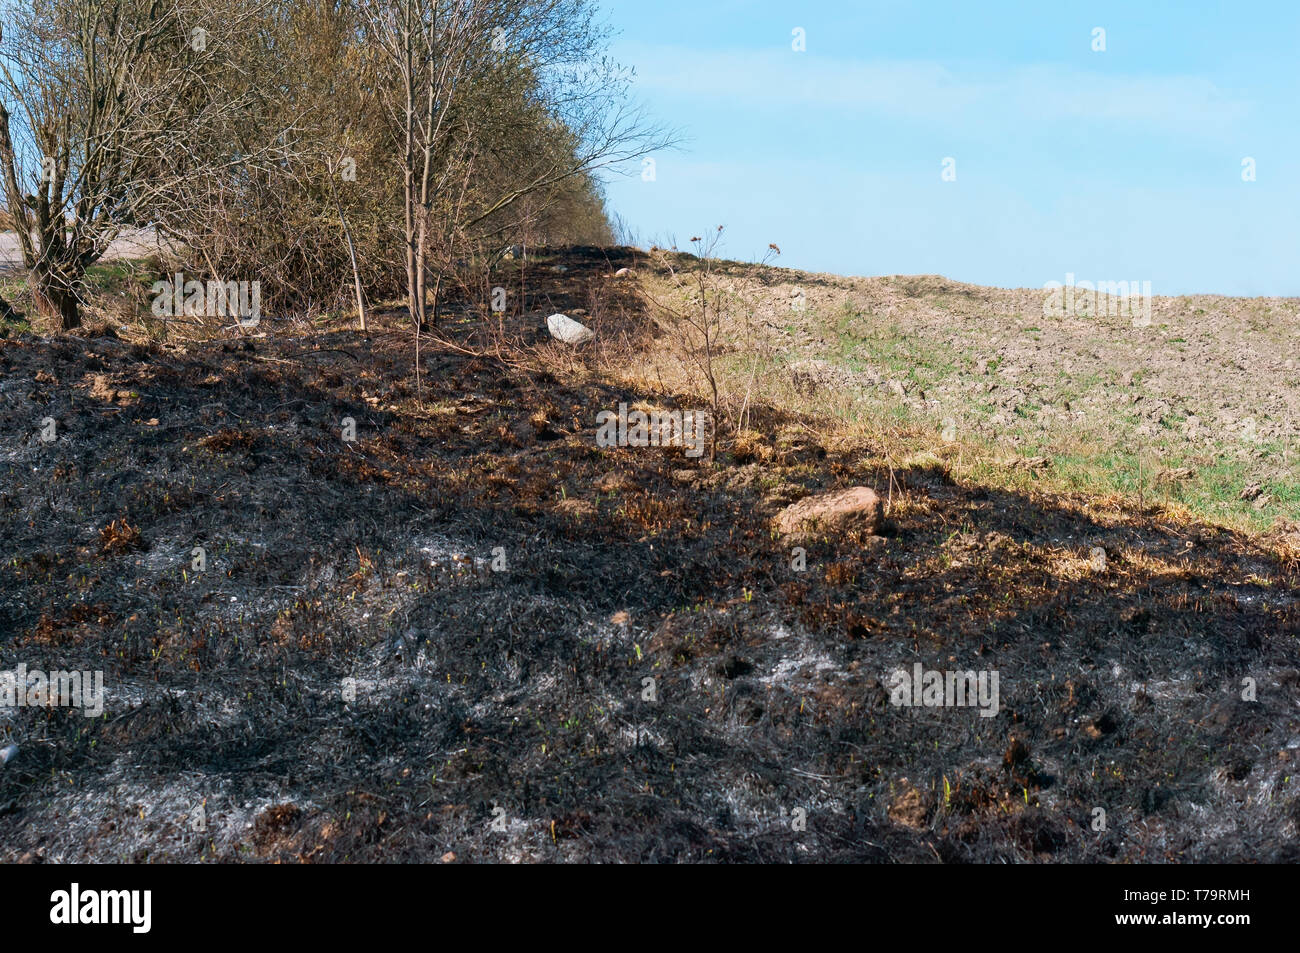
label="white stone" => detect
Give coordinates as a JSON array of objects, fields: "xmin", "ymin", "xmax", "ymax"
[{"xmin": 546, "ymin": 313, "xmax": 593, "ymax": 345}]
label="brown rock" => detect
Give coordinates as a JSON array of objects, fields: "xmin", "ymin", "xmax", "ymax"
[{"xmin": 773, "ymin": 486, "xmax": 882, "ymax": 538}]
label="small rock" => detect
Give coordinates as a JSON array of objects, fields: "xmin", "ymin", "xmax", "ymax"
[
  {"xmin": 1011, "ymin": 456, "xmax": 1051, "ymax": 471},
  {"xmin": 774, "ymin": 486, "xmax": 883, "ymax": 538},
  {"xmin": 440, "ymin": 851, "xmax": 457, "ymax": 863},
  {"xmin": 545, "ymin": 313, "xmax": 593, "ymax": 345},
  {"xmin": 0, "ymin": 743, "xmax": 17, "ymax": 766},
  {"xmin": 613, "ymin": 267, "xmax": 633, "ymax": 278}
]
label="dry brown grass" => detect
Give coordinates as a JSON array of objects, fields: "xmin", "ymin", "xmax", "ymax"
[{"xmin": 613, "ymin": 252, "xmax": 1299, "ymax": 538}]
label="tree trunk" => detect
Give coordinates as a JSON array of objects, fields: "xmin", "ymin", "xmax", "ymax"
[
  {"xmin": 34, "ymin": 268, "xmax": 80, "ymax": 330},
  {"xmin": 402, "ymin": 3, "xmax": 421, "ymax": 327},
  {"xmin": 328, "ymin": 158, "xmax": 366, "ymax": 331}
]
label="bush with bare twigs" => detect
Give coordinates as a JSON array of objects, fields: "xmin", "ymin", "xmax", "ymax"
[{"xmin": 644, "ymin": 227, "xmax": 779, "ymax": 461}]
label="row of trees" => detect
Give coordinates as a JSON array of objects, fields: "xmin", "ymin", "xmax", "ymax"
[{"xmin": 0, "ymin": 0, "xmax": 664, "ymax": 329}]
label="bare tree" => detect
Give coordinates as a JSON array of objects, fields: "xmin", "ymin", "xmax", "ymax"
[
  {"xmin": 328, "ymin": 154, "xmax": 368, "ymax": 331},
  {"xmin": 648, "ymin": 228, "xmax": 779, "ymax": 461},
  {"xmin": 359, "ymin": 0, "xmax": 671, "ymax": 327},
  {"xmin": 0, "ymin": 0, "xmax": 669, "ymax": 331},
  {"xmin": 0, "ymin": 1, "xmax": 266, "ymax": 327},
  {"xmin": 359, "ymin": 0, "xmax": 485, "ymax": 326}
]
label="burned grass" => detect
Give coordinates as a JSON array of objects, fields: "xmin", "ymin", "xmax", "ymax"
[{"xmin": 0, "ymin": 249, "xmax": 1298, "ymax": 863}]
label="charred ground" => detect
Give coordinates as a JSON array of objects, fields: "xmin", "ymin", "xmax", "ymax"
[{"xmin": 1, "ymin": 248, "xmax": 1298, "ymax": 862}]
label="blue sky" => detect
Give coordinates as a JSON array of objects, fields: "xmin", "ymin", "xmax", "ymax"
[{"xmin": 598, "ymin": 0, "xmax": 1300, "ymax": 296}]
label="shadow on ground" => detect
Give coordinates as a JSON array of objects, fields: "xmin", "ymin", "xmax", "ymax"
[{"xmin": 0, "ymin": 251, "xmax": 1297, "ymax": 862}]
